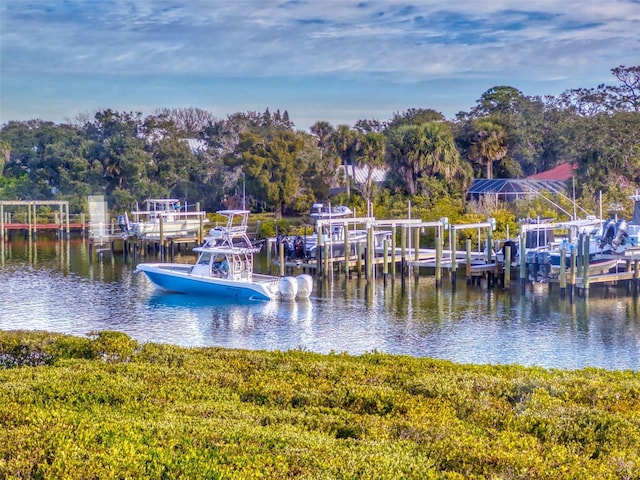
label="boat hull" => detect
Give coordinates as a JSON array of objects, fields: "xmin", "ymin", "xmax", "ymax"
[
  {"xmin": 132, "ymin": 220, "xmax": 204, "ymax": 237},
  {"xmin": 549, "ymin": 257, "xmax": 619, "ymax": 278},
  {"xmin": 136, "ymin": 263, "xmax": 277, "ymax": 301}
]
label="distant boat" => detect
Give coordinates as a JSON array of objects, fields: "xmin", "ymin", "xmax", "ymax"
[
  {"xmin": 276, "ymin": 203, "xmax": 390, "ymax": 259},
  {"xmin": 594, "ymin": 193, "xmax": 640, "ymax": 254},
  {"xmin": 135, "ymin": 210, "xmax": 312, "ymax": 302},
  {"xmin": 547, "ymin": 253, "xmax": 619, "ymax": 279},
  {"xmin": 119, "ymin": 199, "xmax": 207, "ymax": 238}
]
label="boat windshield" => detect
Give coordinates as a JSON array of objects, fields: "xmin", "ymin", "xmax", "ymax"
[{"xmin": 197, "ymin": 252, "xmax": 212, "ymax": 265}]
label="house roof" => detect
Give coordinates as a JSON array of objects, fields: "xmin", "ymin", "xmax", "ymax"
[{"xmin": 525, "ymin": 162, "xmax": 577, "ymax": 181}]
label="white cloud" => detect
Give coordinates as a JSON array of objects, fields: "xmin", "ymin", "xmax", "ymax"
[{"xmin": 1, "ymin": 0, "xmax": 638, "ymax": 127}]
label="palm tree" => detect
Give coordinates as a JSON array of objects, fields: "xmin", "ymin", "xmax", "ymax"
[
  {"xmin": 356, "ymin": 131, "xmax": 386, "ymax": 203},
  {"xmin": 386, "ymin": 121, "xmax": 468, "ymax": 195},
  {"xmin": 329, "ymin": 125, "xmax": 358, "ymax": 197},
  {"xmin": 309, "ymin": 121, "xmax": 334, "ymax": 162},
  {"xmin": 469, "ymin": 120, "xmax": 508, "ymax": 179}
]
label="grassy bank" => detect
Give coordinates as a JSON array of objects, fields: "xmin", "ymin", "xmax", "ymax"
[{"xmin": 1, "ymin": 330, "xmax": 639, "ymax": 479}]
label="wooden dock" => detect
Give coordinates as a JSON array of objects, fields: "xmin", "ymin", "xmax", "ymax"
[
  {"xmin": 263, "ymin": 222, "xmax": 640, "ymax": 301},
  {"xmin": 0, "ymin": 200, "xmax": 84, "ymax": 239}
]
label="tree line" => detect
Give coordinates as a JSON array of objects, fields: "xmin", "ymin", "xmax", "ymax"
[{"xmin": 0, "ymin": 65, "xmax": 638, "ymax": 221}]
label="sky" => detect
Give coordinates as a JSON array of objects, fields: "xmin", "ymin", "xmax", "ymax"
[{"xmin": 1, "ymin": 0, "xmax": 639, "ymax": 131}]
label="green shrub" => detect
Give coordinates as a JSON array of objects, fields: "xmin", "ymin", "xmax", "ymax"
[{"xmin": 1, "ymin": 331, "xmax": 639, "ymax": 479}]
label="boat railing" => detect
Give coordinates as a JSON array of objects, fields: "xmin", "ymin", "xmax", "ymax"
[{"xmin": 132, "ymin": 210, "xmax": 207, "ymax": 222}]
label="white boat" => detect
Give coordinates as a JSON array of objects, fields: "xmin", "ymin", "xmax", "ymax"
[
  {"xmin": 547, "ymin": 252, "xmax": 619, "ymax": 279},
  {"xmin": 276, "ymin": 203, "xmax": 390, "ymax": 259},
  {"xmin": 119, "ymin": 199, "xmax": 207, "ymax": 238},
  {"xmin": 136, "ymin": 210, "xmax": 313, "ymax": 302},
  {"xmin": 496, "ymin": 216, "xmax": 611, "ymax": 281}
]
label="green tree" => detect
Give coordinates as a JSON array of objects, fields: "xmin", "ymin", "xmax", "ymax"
[
  {"xmin": 144, "ymin": 113, "xmax": 200, "ymax": 200},
  {"xmin": 329, "ymin": 124, "xmax": 359, "ymax": 198},
  {"xmin": 355, "ymin": 131, "xmax": 386, "ymax": 204},
  {"xmin": 226, "ymin": 129, "xmax": 306, "ymax": 218},
  {"xmin": 386, "ymin": 121, "xmax": 470, "ymax": 197},
  {"xmin": 87, "ymin": 110, "xmax": 153, "ymax": 209},
  {"xmin": 468, "ymin": 119, "xmax": 508, "ymax": 179},
  {"xmin": 461, "ymin": 86, "xmax": 544, "ymax": 176},
  {"xmin": 0, "ymin": 140, "xmax": 9, "ymax": 177}
]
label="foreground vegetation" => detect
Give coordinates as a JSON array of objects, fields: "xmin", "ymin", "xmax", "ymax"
[{"xmin": 1, "ymin": 330, "xmax": 639, "ymax": 479}]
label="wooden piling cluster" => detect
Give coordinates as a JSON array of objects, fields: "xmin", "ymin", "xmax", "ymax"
[
  {"xmin": 87, "ymin": 232, "xmax": 202, "ymax": 262},
  {"xmin": 266, "ymin": 217, "xmax": 640, "ymax": 300}
]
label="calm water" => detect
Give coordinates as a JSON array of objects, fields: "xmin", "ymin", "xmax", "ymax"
[{"xmin": 1, "ymin": 237, "xmax": 639, "ymax": 371}]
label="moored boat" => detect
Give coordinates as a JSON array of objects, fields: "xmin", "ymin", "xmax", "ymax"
[
  {"xmin": 595, "ymin": 193, "xmax": 640, "ymax": 254},
  {"xmin": 135, "ymin": 210, "xmax": 313, "ymax": 302},
  {"xmin": 547, "ymin": 253, "xmax": 619, "ymax": 279},
  {"xmin": 120, "ymin": 199, "xmax": 208, "ymax": 238},
  {"xmin": 275, "ymin": 203, "xmax": 391, "ymax": 260}
]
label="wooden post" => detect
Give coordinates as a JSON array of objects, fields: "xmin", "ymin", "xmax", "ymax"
[
  {"xmin": 159, "ymin": 215, "xmax": 165, "ymax": 260},
  {"xmin": 559, "ymin": 247, "xmax": 566, "ymax": 299},
  {"xmin": 435, "ymin": 234, "xmax": 442, "ymax": 288},
  {"xmin": 279, "ymin": 240, "xmax": 285, "ymax": 277},
  {"xmin": 343, "ymin": 221, "xmax": 350, "ymax": 277},
  {"xmin": 391, "ymin": 225, "xmax": 397, "ymax": 276},
  {"xmin": 450, "ymin": 227, "xmax": 457, "ymax": 288},
  {"xmin": 366, "ymin": 224, "xmax": 374, "ymax": 280},
  {"xmin": 198, "ymin": 202, "xmax": 204, "ymax": 245},
  {"xmin": 65, "ymin": 202, "xmax": 70, "ymax": 238},
  {"xmin": 519, "ymin": 232, "xmax": 526, "ymax": 292},
  {"xmin": 582, "ymin": 234, "xmax": 590, "ymax": 297},
  {"xmin": 504, "ymin": 245, "xmax": 511, "ymax": 290},
  {"xmin": 577, "ymin": 234, "xmax": 585, "ymax": 279},
  {"xmin": 400, "ymin": 226, "xmax": 407, "ymax": 277},
  {"xmin": 569, "ymin": 246, "xmax": 577, "ymax": 302},
  {"xmin": 0, "ymin": 203, "xmax": 4, "ymax": 241},
  {"xmin": 465, "ymin": 239, "xmax": 472, "ymax": 284},
  {"xmin": 58, "ymin": 203, "xmax": 63, "ymax": 238},
  {"xmin": 323, "ymin": 242, "xmax": 330, "ymax": 278},
  {"xmin": 317, "ymin": 226, "xmax": 323, "ymax": 277},
  {"xmin": 27, "ymin": 203, "xmax": 37, "ymax": 238},
  {"xmin": 383, "ymin": 238, "xmax": 389, "ymax": 278},
  {"xmin": 634, "ymin": 259, "xmax": 639, "ymax": 297}
]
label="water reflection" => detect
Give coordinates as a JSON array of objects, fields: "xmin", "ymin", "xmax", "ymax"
[{"xmin": 0, "ymin": 237, "xmax": 639, "ymax": 370}]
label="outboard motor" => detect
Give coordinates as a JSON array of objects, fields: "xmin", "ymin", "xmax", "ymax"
[
  {"xmin": 278, "ymin": 276, "xmax": 298, "ymax": 301},
  {"xmin": 526, "ymin": 250, "xmax": 551, "ymax": 281},
  {"xmin": 117, "ymin": 214, "xmax": 130, "ymax": 233},
  {"xmin": 276, "ymin": 235, "xmax": 294, "ymax": 258},
  {"xmin": 293, "ymin": 236, "xmax": 305, "ymax": 259},
  {"xmin": 598, "ymin": 218, "xmax": 616, "ymax": 249},
  {"xmin": 501, "ymin": 240, "xmax": 518, "ymax": 263},
  {"xmin": 612, "ymin": 219, "xmax": 628, "ymax": 250},
  {"xmin": 536, "ymin": 252, "xmax": 551, "ymax": 279},
  {"xmin": 296, "ymin": 274, "xmax": 313, "ymax": 299}
]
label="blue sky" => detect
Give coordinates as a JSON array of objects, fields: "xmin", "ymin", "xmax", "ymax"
[{"xmin": 1, "ymin": 0, "xmax": 639, "ymax": 131}]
